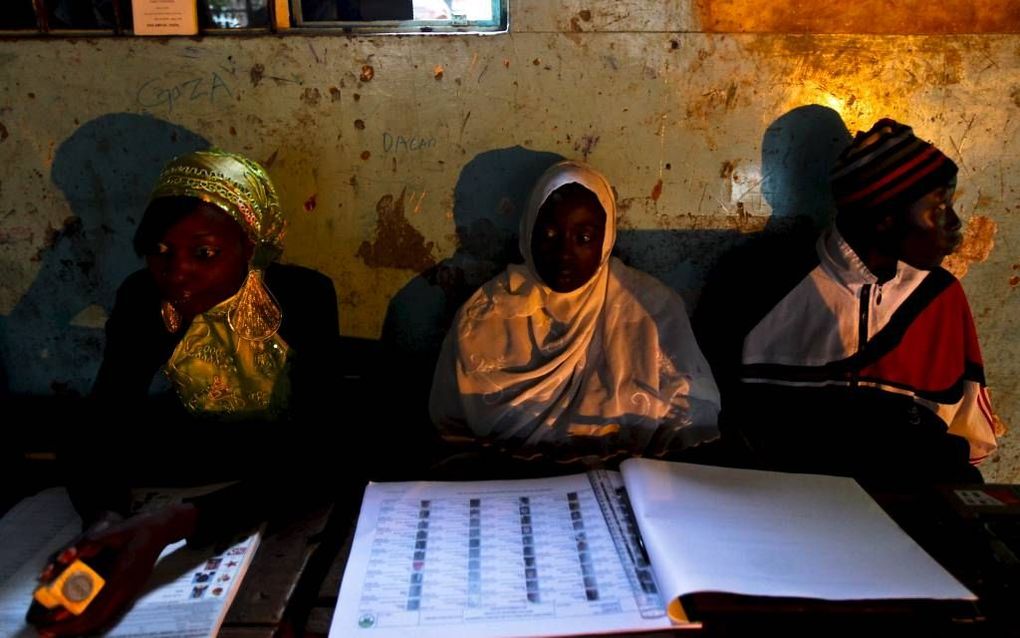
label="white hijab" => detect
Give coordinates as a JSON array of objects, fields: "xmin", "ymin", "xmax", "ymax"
[{"xmin": 430, "ymin": 161, "xmax": 720, "ymax": 463}]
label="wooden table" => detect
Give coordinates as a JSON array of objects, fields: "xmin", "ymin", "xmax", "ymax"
[{"xmin": 218, "ymin": 503, "xmax": 334, "ymax": 638}]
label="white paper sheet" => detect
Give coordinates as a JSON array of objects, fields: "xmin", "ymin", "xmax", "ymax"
[
  {"xmin": 329, "ymin": 474, "xmax": 675, "ymax": 638},
  {"xmin": 0, "ymin": 487, "xmax": 259, "ymax": 638},
  {"xmin": 620, "ymin": 459, "xmax": 975, "ymax": 605}
]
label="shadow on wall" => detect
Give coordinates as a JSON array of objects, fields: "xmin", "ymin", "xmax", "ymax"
[
  {"xmin": 761, "ymin": 104, "xmax": 852, "ymax": 228},
  {"xmin": 0, "ymin": 114, "xmax": 209, "ymax": 396},
  {"xmin": 615, "ymin": 104, "xmax": 852, "ymax": 306},
  {"xmin": 0, "ymin": 105, "xmax": 850, "ymax": 404},
  {"xmin": 375, "ymin": 146, "xmax": 564, "ymax": 452},
  {"xmin": 692, "ymin": 105, "xmax": 852, "ymax": 398},
  {"xmin": 381, "ymin": 104, "xmax": 850, "ymax": 363},
  {"xmin": 376, "ymin": 106, "xmax": 851, "ymax": 431},
  {"xmin": 381, "ymin": 146, "xmax": 565, "ymax": 364}
]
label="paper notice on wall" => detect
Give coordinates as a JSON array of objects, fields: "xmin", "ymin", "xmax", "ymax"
[{"xmin": 131, "ymin": 0, "xmax": 199, "ymax": 35}]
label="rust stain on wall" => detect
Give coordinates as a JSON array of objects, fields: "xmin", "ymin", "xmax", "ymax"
[
  {"xmin": 686, "ymin": 81, "xmax": 747, "ymax": 120},
  {"xmin": 564, "ymin": 10, "xmax": 592, "ymax": 41},
  {"xmin": 943, "ymin": 215, "xmax": 997, "ymax": 279},
  {"xmin": 724, "ymin": 82, "xmax": 738, "ymax": 109},
  {"xmin": 694, "ymin": 0, "xmax": 1020, "ymax": 34},
  {"xmin": 301, "ymin": 88, "xmax": 321, "ymax": 106},
  {"xmin": 250, "ymin": 63, "xmax": 265, "ymax": 87},
  {"xmin": 360, "ymin": 65, "xmax": 375, "ymax": 82},
  {"xmin": 573, "ymin": 134, "xmax": 600, "ymax": 161},
  {"xmin": 922, "ymin": 46, "xmax": 963, "ymax": 86},
  {"xmin": 357, "ymin": 189, "xmax": 436, "ymax": 272},
  {"xmin": 650, "ymin": 179, "xmax": 663, "ymax": 202},
  {"xmin": 0, "ymin": 122, "xmax": 7, "ymax": 142},
  {"xmin": 720, "ymin": 160, "xmax": 736, "ymax": 179}
]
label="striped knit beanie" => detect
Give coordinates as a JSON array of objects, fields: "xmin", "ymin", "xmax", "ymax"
[{"xmin": 830, "ymin": 119, "xmax": 958, "ymax": 216}]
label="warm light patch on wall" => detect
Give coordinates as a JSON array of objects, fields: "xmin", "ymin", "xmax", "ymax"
[
  {"xmin": 695, "ymin": 0, "xmax": 1020, "ymax": 34},
  {"xmin": 776, "ymin": 81, "xmax": 883, "ymax": 133},
  {"xmin": 739, "ymin": 36, "xmax": 958, "ymax": 134}
]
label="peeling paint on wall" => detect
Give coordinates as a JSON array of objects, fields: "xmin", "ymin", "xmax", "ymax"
[
  {"xmin": 301, "ymin": 87, "xmax": 322, "ymax": 106},
  {"xmin": 650, "ymin": 179, "xmax": 663, "ymax": 202},
  {"xmin": 944, "ymin": 215, "xmax": 998, "ymax": 279},
  {"xmin": 357, "ymin": 189, "xmax": 436, "ymax": 272}
]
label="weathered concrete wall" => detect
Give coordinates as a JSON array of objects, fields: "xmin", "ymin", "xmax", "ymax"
[{"xmin": 0, "ymin": 1, "xmax": 1017, "ymax": 481}]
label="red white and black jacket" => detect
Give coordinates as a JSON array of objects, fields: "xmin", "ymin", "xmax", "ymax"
[{"xmin": 741, "ymin": 227, "xmax": 998, "ymax": 464}]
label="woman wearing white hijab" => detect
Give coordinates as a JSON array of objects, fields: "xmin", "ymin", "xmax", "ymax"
[{"xmin": 430, "ymin": 161, "xmax": 720, "ymax": 465}]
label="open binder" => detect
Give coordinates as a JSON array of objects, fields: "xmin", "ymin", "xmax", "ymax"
[{"xmin": 330, "ymin": 459, "xmax": 974, "ymax": 637}]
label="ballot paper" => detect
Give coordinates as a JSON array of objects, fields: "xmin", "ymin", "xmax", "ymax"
[
  {"xmin": 329, "ymin": 459, "xmax": 974, "ymax": 638},
  {"xmin": 0, "ymin": 487, "xmax": 259, "ymax": 638}
]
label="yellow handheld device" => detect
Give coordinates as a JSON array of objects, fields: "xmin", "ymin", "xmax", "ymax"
[{"xmin": 33, "ymin": 559, "xmax": 105, "ymax": 615}]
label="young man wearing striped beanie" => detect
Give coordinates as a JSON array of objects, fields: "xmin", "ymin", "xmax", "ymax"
[{"xmin": 730, "ymin": 118, "xmax": 1000, "ymax": 487}]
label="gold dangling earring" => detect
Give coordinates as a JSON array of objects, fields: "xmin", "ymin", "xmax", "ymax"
[
  {"xmin": 227, "ymin": 269, "xmax": 282, "ymax": 341},
  {"xmin": 161, "ymin": 300, "xmax": 182, "ymax": 333}
]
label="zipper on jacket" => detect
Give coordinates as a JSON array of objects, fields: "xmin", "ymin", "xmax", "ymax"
[
  {"xmin": 853, "ymin": 283, "xmax": 872, "ymax": 387},
  {"xmin": 858, "ymin": 284, "xmax": 872, "ymax": 352}
]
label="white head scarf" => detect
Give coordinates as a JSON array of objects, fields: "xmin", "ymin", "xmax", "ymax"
[{"xmin": 430, "ymin": 161, "xmax": 719, "ymax": 464}]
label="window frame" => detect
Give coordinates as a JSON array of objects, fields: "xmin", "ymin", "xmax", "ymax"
[
  {"xmin": 0, "ymin": 0, "xmax": 507, "ymax": 37},
  {"xmin": 286, "ymin": 0, "xmax": 507, "ymax": 35}
]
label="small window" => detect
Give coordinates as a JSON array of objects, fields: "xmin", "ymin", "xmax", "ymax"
[
  {"xmin": 1, "ymin": 0, "xmax": 505, "ymax": 35},
  {"xmin": 291, "ymin": 0, "xmax": 505, "ymax": 33},
  {"xmin": 0, "ymin": 1, "xmax": 39, "ymax": 30},
  {"xmin": 0, "ymin": 0, "xmax": 134, "ymax": 34},
  {"xmin": 48, "ymin": 0, "xmax": 125, "ymax": 30},
  {"xmin": 202, "ymin": 0, "xmax": 269, "ymax": 29}
]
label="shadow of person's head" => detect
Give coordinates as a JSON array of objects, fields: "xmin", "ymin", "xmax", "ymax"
[
  {"xmin": 375, "ymin": 146, "xmax": 564, "ymax": 444},
  {"xmin": 452, "ymin": 145, "xmax": 566, "ymax": 267},
  {"xmin": 381, "ymin": 146, "xmax": 564, "ymax": 361},
  {"xmin": 48, "ymin": 113, "xmax": 211, "ymax": 316},
  {"xmin": 0, "ymin": 114, "xmax": 208, "ymax": 395},
  {"xmin": 761, "ymin": 104, "xmax": 851, "ymax": 231}
]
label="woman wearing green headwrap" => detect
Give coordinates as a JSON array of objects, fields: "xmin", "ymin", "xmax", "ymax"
[{"xmin": 31, "ymin": 150, "xmax": 341, "ymax": 636}]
